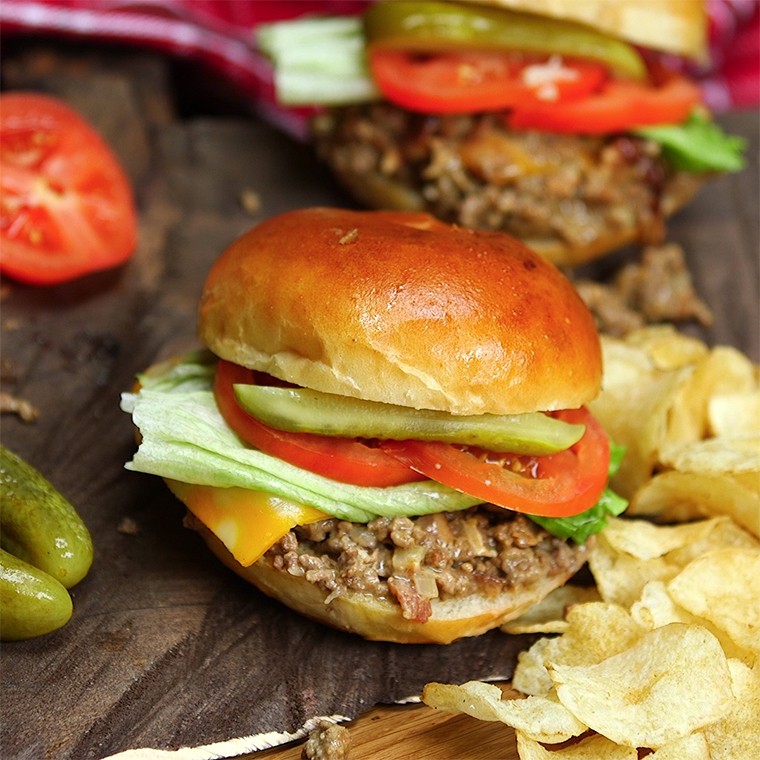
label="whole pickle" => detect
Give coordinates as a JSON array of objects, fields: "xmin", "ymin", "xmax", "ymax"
[
  {"xmin": 0, "ymin": 549, "xmax": 73, "ymax": 640},
  {"xmin": 0, "ymin": 446, "xmax": 93, "ymax": 588}
]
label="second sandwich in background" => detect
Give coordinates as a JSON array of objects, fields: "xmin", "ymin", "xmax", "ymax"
[{"xmin": 258, "ymin": 0, "xmax": 746, "ymax": 266}]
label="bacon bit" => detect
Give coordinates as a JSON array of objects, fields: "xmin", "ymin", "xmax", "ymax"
[{"xmin": 388, "ymin": 575, "xmax": 433, "ymax": 623}]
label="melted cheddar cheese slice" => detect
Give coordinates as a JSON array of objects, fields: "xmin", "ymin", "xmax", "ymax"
[{"xmin": 166, "ymin": 480, "xmax": 327, "ymax": 566}]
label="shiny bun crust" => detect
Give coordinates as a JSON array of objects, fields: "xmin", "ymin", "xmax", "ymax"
[
  {"xmin": 472, "ymin": 0, "xmax": 707, "ymax": 59},
  {"xmin": 199, "ymin": 208, "xmax": 601, "ymax": 415},
  {"xmin": 190, "ymin": 517, "xmax": 592, "ymax": 644}
]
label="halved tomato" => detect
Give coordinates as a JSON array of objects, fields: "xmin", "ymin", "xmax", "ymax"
[
  {"xmin": 0, "ymin": 92, "xmax": 138, "ymax": 285},
  {"xmin": 380, "ymin": 408, "xmax": 610, "ymax": 517},
  {"xmin": 214, "ymin": 360, "xmax": 424, "ymax": 487}
]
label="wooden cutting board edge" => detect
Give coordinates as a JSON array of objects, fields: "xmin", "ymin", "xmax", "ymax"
[{"xmin": 253, "ymin": 684, "xmax": 521, "ymax": 759}]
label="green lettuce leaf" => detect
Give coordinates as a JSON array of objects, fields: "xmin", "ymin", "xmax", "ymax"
[
  {"xmin": 528, "ymin": 487, "xmax": 628, "ymax": 544},
  {"xmin": 122, "ymin": 352, "xmax": 626, "ymax": 541},
  {"xmin": 122, "ymin": 354, "xmax": 482, "ymax": 522},
  {"xmin": 528, "ymin": 443, "xmax": 628, "ymax": 543},
  {"xmin": 634, "ymin": 111, "xmax": 746, "ymax": 173},
  {"xmin": 257, "ymin": 16, "xmax": 380, "ymax": 106}
]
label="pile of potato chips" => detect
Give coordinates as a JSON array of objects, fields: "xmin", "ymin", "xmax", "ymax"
[
  {"xmin": 590, "ymin": 325, "xmax": 759, "ymax": 536},
  {"xmin": 423, "ymin": 328, "xmax": 760, "ymax": 758}
]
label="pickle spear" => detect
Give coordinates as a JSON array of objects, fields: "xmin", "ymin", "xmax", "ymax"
[
  {"xmin": 234, "ymin": 385, "xmax": 585, "ymax": 455},
  {"xmin": 364, "ymin": 1, "xmax": 647, "ymax": 81},
  {"xmin": 0, "ymin": 446, "xmax": 93, "ymax": 588},
  {"xmin": 0, "ymin": 549, "xmax": 73, "ymax": 641}
]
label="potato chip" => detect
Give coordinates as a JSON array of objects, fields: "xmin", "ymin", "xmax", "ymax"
[
  {"xmin": 709, "ymin": 390, "xmax": 760, "ymax": 438},
  {"xmin": 512, "ymin": 636, "xmax": 558, "ymax": 697},
  {"xmin": 599, "ymin": 515, "xmax": 724, "ymax": 560},
  {"xmin": 660, "ymin": 515, "xmax": 759, "ymax": 566},
  {"xmin": 629, "ymin": 580, "xmax": 693, "ymax": 630},
  {"xmin": 556, "ymin": 602, "xmax": 643, "ymax": 665},
  {"xmin": 660, "ymin": 436, "xmax": 760, "ymax": 473},
  {"xmin": 501, "ymin": 584, "xmax": 600, "ymax": 635},
  {"xmin": 630, "ymin": 470, "xmax": 760, "ymax": 539},
  {"xmin": 422, "ymin": 681, "xmax": 587, "ymax": 744},
  {"xmin": 629, "ymin": 579, "xmax": 750, "ymax": 661},
  {"xmin": 648, "ymin": 732, "xmax": 710, "ymax": 759},
  {"xmin": 550, "ymin": 624, "xmax": 732, "ymax": 748},
  {"xmin": 667, "ymin": 547, "xmax": 760, "ymax": 655},
  {"xmin": 704, "ymin": 659, "xmax": 760, "ymax": 759},
  {"xmin": 593, "ymin": 332, "xmax": 760, "ymax": 520},
  {"xmin": 516, "ymin": 731, "xmax": 637, "ymax": 759},
  {"xmin": 587, "ymin": 531, "xmax": 677, "ymax": 607},
  {"xmin": 590, "ymin": 363, "xmax": 689, "ymax": 497},
  {"xmin": 622, "ymin": 325, "xmax": 708, "ymax": 371},
  {"xmin": 590, "ymin": 517, "xmax": 760, "ymax": 603},
  {"xmin": 511, "ymin": 602, "xmax": 644, "ymax": 700},
  {"xmin": 688, "ymin": 345, "xmax": 758, "ymax": 399},
  {"xmin": 665, "ymin": 345, "xmax": 759, "ymax": 443},
  {"xmin": 597, "ymin": 337, "xmax": 656, "ymax": 389}
]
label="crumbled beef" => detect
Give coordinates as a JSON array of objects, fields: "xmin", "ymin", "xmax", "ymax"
[
  {"xmin": 266, "ymin": 508, "xmax": 586, "ymax": 623},
  {"xmin": 615, "ymin": 242, "xmax": 714, "ymax": 326},
  {"xmin": 575, "ymin": 242, "xmax": 713, "ymax": 336},
  {"xmin": 313, "ymin": 103, "xmax": 675, "ymax": 253}
]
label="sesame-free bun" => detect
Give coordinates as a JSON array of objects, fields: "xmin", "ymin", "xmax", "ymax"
[
  {"xmin": 472, "ymin": 0, "xmax": 707, "ymax": 60},
  {"xmin": 199, "ymin": 208, "xmax": 601, "ymax": 416},
  {"xmin": 188, "ymin": 515, "xmax": 592, "ymax": 644}
]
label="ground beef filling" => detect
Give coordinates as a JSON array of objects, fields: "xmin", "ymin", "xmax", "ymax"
[
  {"xmin": 266, "ymin": 508, "xmax": 584, "ymax": 624},
  {"xmin": 312, "ymin": 103, "xmax": 671, "ymax": 253}
]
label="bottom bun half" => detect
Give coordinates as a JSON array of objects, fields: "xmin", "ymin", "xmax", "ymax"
[{"xmin": 187, "ymin": 513, "xmax": 592, "ymax": 645}]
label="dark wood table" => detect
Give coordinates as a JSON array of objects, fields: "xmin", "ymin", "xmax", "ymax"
[{"xmin": 1, "ymin": 43, "xmax": 757, "ymax": 760}]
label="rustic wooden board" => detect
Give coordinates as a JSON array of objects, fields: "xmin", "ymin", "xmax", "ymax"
[
  {"xmin": 0, "ymin": 42, "xmax": 757, "ymax": 760},
  {"xmin": 256, "ymin": 689, "xmax": 523, "ymax": 760}
]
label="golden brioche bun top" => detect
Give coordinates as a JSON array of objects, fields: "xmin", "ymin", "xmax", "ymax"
[
  {"xmin": 464, "ymin": 0, "xmax": 707, "ymax": 59},
  {"xmin": 199, "ymin": 208, "xmax": 601, "ymax": 416}
]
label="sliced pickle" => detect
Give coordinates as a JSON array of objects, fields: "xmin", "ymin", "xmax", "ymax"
[
  {"xmin": 233, "ymin": 385, "xmax": 585, "ymax": 455},
  {"xmin": 364, "ymin": 1, "xmax": 647, "ymax": 81}
]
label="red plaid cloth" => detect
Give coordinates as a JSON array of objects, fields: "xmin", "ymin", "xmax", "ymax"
[
  {"xmin": 704, "ymin": 0, "xmax": 760, "ymax": 110},
  {"xmin": 1, "ymin": 0, "xmax": 757, "ymax": 136}
]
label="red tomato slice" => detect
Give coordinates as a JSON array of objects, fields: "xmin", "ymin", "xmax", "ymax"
[
  {"xmin": 369, "ymin": 49, "xmax": 606, "ymax": 114},
  {"xmin": 508, "ymin": 74, "xmax": 702, "ymax": 134},
  {"xmin": 214, "ymin": 360, "xmax": 424, "ymax": 487},
  {"xmin": 380, "ymin": 408, "xmax": 610, "ymax": 517},
  {"xmin": 0, "ymin": 92, "xmax": 137, "ymax": 285}
]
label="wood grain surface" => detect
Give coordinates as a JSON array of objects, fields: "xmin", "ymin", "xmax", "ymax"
[
  {"xmin": 256, "ymin": 688, "xmax": 523, "ymax": 760},
  {"xmin": 0, "ymin": 41, "xmax": 757, "ymax": 760}
]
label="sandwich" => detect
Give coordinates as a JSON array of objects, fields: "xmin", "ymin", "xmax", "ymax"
[
  {"xmin": 257, "ymin": 0, "xmax": 745, "ymax": 266},
  {"xmin": 121, "ymin": 207, "xmax": 626, "ymax": 644}
]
